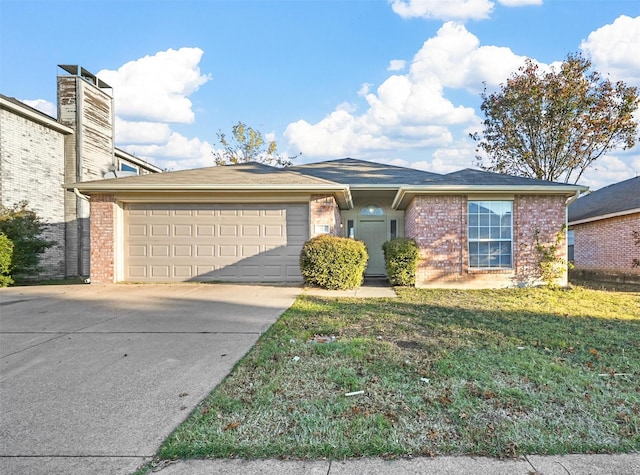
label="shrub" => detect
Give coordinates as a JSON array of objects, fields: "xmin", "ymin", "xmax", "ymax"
[
  {"xmin": 383, "ymin": 238, "xmax": 419, "ymax": 286},
  {"xmin": 534, "ymin": 225, "xmax": 570, "ymax": 287},
  {"xmin": 0, "ymin": 232, "xmax": 14, "ymax": 287},
  {"xmin": 0, "ymin": 201, "xmax": 53, "ymax": 279},
  {"xmin": 300, "ymin": 234, "xmax": 368, "ymax": 290}
]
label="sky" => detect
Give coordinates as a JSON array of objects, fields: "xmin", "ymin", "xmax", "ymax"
[{"xmin": 1, "ymin": 0, "xmax": 639, "ymax": 190}]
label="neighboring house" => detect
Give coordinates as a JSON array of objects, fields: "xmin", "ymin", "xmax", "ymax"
[
  {"xmin": 0, "ymin": 65, "xmax": 161, "ymax": 279},
  {"xmin": 568, "ymin": 176, "xmax": 640, "ymax": 283},
  {"xmin": 72, "ymin": 158, "xmax": 585, "ymax": 288}
]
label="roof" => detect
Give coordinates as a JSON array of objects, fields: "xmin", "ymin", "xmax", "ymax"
[
  {"xmin": 73, "ymin": 162, "xmax": 343, "ymax": 187},
  {"xmin": 71, "ymin": 158, "xmax": 586, "ymax": 210},
  {"xmin": 0, "ymin": 93, "xmax": 72, "ymax": 134},
  {"xmin": 569, "ymin": 176, "xmax": 640, "ymax": 225},
  {"xmin": 444, "ymin": 168, "xmax": 579, "ymax": 187},
  {"xmin": 290, "ymin": 158, "xmax": 443, "ymax": 186}
]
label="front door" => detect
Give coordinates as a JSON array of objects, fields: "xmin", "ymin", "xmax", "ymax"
[{"xmin": 358, "ymin": 219, "xmax": 387, "ymax": 275}]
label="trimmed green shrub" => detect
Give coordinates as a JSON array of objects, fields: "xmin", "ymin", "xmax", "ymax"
[
  {"xmin": 0, "ymin": 232, "xmax": 14, "ymax": 287},
  {"xmin": 300, "ymin": 234, "xmax": 368, "ymax": 290},
  {"xmin": 0, "ymin": 201, "xmax": 53, "ymax": 279},
  {"xmin": 383, "ymin": 238, "xmax": 419, "ymax": 286}
]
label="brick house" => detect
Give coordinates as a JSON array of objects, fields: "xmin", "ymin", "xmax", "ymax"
[
  {"xmin": 73, "ymin": 158, "xmax": 585, "ymax": 288},
  {"xmin": 0, "ymin": 65, "xmax": 161, "ymax": 279},
  {"xmin": 568, "ymin": 176, "xmax": 640, "ymax": 284}
]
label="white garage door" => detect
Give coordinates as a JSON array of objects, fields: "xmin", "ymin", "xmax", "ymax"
[{"xmin": 124, "ymin": 203, "xmax": 309, "ymax": 282}]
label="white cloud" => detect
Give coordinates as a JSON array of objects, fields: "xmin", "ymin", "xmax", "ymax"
[
  {"xmin": 115, "ymin": 117, "xmax": 172, "ymax": 145},
  {"xmin": 388, "ymin": 59, "xmax": 407, "ymax": 71},
  {"xmin": 92, "ymin": 47, "xmax": 215, "ymax": 171},
  {"xmin": 411, "ymin": 22, "xmax": 530, "ymax": 92},
  {"xmin": 358, "ymin": 83, "xmax": 373, "ymax": 96},
  {"xmin": 390, "ymin": 0, "xmax": 495, "ymax": 21},
  {"xmin": 97, "ymin": 47, "xmax": 211, "ymax": 123},
  {"xmin": 580, "ymin": 15, "xmax": 640, "ymax": 86},
  {"xmin": 285, "ymin": 23, "xmax": 528, "ymax": 159},
  {"xmin": 123, "ymin": 132, "xmax": 214, "ymax": 171},
  {"xmin": 498, "ymin": 0, "xmax": 542, "ymax": 6},
  {"xmin": 22, "ymin": 98, "xmax": 56, "ymax": 117},
  {"xmin": 580, "ymin": 153, "xmax": 639, "ymax": 190}
]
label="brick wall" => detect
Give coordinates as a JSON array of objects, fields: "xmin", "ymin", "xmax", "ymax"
[
  {"xmin": 405, "ymin": 195, "xmax": 465, "ymax": 285},
  {"xmin": 0, "ymin": 108, "xmax": 66, "ymax": 278},
  {"xmin": 513, "ymin": 195, "xmax": 568, "ymax": 286},
  {"xmin": 309, "ymin": 194, "xmax": 342, "ymax": 237},
  {"xmin": 406, "ymin": 194, "xmax": 568, "ymax": 288},
  {"xmin": 573, "ymin": 213, "xmax": 640, "ymax": 274},
  {"xmin": 89, "ymin": 194, "xmax": 116, "ymax": 283}
]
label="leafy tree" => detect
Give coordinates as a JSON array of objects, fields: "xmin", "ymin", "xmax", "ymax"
[
  {"xmin": 213, "ymin": 121, "xmax": 297, "ymax": 167},
  {"xmin": 471, "ymin": 54, "xmax": 638, "ymax": 183},
  {"xmin": 0, "ymin": 201, "xmax": 54, "ymax": 278}
]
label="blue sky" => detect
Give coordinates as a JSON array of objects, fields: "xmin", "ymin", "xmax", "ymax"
[{"xmin": 1, "ymin": 0, "xmax": 639, "ymax": 189}]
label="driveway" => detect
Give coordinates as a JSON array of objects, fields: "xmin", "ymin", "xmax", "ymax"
[{"xmin": 0, "ymin": 283, "xmax": 301, "ymax": 475}]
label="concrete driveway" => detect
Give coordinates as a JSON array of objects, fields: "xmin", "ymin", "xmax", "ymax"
[{"xmin": 0, "ymin": 283, "xmax": 301, "ymax": 475}]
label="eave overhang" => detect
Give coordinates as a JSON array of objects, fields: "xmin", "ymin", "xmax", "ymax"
[
  {"xmin": 569, "ymin": 207, "xmax": 640, "ymax": 227},
  {"xmin": 1, "ymin": 96, "xmax": 73, "ymax": 134},
  {"xmin": 67, "ymin": 182, "xmax": 354, "ymax": 209},
  {"xmin": 392, "ymin": 184, "xmax": 588, "ymax": 210}
]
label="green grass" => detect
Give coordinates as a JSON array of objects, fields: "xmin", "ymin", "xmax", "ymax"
[{"xmin": 158, "ymin": 286, "xmax": 640, "ymax": 461}]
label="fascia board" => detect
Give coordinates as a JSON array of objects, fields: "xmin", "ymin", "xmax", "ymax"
[
  {"xmin": 1, "ymin": 97, "xmax": 73, "ymax": 134},
  {"xmin": 67, "ymin": 183, "xmax": 354, "ymax": 209},
  {"xmin": 569, "ymin": 208, "xmax": 640, "ymax": 226},
  {"xmin": 392, "ymin": 184, "xmax": 587, "ymax": 210}
]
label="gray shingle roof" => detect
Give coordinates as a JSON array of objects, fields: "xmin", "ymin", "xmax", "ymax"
[
  {"xmin": 72, "ymin": 158, "xmax": 585, "ymax": 195},
  {"xmin": 569, "ymin": 176, "xmax": 640, "ymax": 223},
  {"xmin": 444, "ymin": 168, "xmax": 579, "ymax": 187},
  {"xmin": 291, "ymin": 158, "xmax": 443, "ymax": 185},
  {"xmin": 74, "ymin": 162, "xmax": 342, "ymax": 187}
]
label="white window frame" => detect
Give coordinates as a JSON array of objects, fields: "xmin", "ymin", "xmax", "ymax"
[{"xmin": 467, "ymin": 200, "xmax": 513, "ymax": 269}]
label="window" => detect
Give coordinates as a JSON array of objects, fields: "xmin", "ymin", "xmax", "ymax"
[
  {"xmin": 390, "ymin": 219, "xmax": 397, "ymax": 239},
  {"xmin": 346, "ymin": 219, "xmax": 355, "ymax": 238},
  {"xmin": 468, "ymin": 201, "xmax": 512, "ymax": 268},
  {"xmin": 120, "ymin": 163, "xmax": 138, "ymax": 174},
  {"xmin": 314, "ymin": 224, "xmax": 331, "ymax": 235},
  {"xmin": 567, "ymin": 230, "xmax": 575, "ymax": 262},
  {"xmin": 360, "ymin": 205, "xmax": 384, "ymax": 216}
]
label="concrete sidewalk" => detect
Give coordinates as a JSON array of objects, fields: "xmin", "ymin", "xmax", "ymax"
[{"xmin": 150, "ymin": 453, "xmax": 640, "ymax": 474}]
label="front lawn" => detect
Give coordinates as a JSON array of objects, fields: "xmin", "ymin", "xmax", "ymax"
[{"xmin": 158, "ymin": 286, "xmax": 640, "ymax": 460}]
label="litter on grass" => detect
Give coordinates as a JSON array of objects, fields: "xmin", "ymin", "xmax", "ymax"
[
  {"xmin": 345, "ymin": 390, "xmax": 365, "ymax": 397},
  {"xmin": 308, "ymin": 335, "xmax": 336, "ymax": 344}
]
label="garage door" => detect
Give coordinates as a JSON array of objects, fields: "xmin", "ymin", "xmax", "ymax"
[{"xmin": 124, "ymin": 203, "xmax": 309, "ymax": 282}]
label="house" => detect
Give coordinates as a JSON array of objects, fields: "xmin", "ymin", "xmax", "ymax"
[
  {"xmin": 71, "ymin": 158, "xmax": 585, "ymax": 288},
  {"xmin": 568, "ymin": 176, "xmax": 640, "ymax": 284},
  {"xmin": 0, "ymin": 65, "xmax": 161, "ymax": 279}
]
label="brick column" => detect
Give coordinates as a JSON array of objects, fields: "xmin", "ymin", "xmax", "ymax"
[
  {"xmin": 89, "ymin": 194, "xmax": 117, "ymax": 283},
  {"xmin": 310, "ymin": 194, "xmax": 342, "ymax": 237}
]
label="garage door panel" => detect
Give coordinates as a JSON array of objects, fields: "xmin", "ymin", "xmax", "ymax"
[
  {"xmin": 196, "ymin": 225, "xmax": 215, "ymax": 236},
  {"xmin": 196, "ymin": 245, "xmax": 215, "ymax": 257},
  {"xmin": 124, "ymin": 203, "xmax": 308, "ymax": 282}
]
